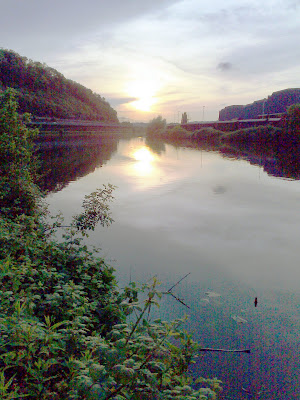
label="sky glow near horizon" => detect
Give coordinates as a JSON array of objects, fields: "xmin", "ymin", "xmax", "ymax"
[{"xmin": 1, "ymin": 0, "xmax": 300, "ymax": 122}]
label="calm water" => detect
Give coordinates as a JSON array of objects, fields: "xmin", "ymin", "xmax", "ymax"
[{"xmin": 42, "ymin": 134, "xmax": 300, "ymax": 399}]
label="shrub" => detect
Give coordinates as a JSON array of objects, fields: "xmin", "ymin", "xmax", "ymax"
[
  {"xmin": 220, "ymin": 125, "xmax": 283, "ymax": 145},
  {"xmin": 70, "ymin": 279, "xmax": 222, "ymax": 400},
  {"xmin": 167, "ymin": 125, "xmax": 191, "ymax": 139},
  {"xmin": 0, "ymin": 88, "xmax": 40, "ymax": 217},
  {"xmin": 191, "ymin": 128, "xmax": 224, "ymax": 143},
  {"xmin": 146, "ymin": 116, "xmax": 166, "ymax": 137}
]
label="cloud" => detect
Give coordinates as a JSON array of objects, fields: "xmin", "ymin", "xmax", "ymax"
[
  {"xmin": 198, "ymin": 5, "xmax": 261, "ymax": 30},
  {"xmin": 213, "ymin": 185, "xmax": 227, "ymax": 195},
  {"xmin": 286, "ymin": 0, "xmax": 300, "ymax": 9},
  {"xmin": 217, "ymin": 62, "xmax": 233, "ymax": 72},
  {"xmin": 223, "ymin": 26, "xmax": 300, "ymax": 78},
  {"xmin": 106, "ymin": 96, "xmax": 138, "ymax": 107},
  {"xmin": 1, "ymin": 0, "xmax": 180, "ymax": 33},
  {"xmin": 0, "ymin": 0, "xmax": 179, "ymax": 57}
]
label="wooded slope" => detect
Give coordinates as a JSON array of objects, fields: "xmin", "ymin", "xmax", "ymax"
[
  {"xmin": 0, "ymin": 49, "xmax": 118, "ymax": 122},
  {"xmin": 219, "ymin": 88, "xmax": 300, "ymax": 121}
]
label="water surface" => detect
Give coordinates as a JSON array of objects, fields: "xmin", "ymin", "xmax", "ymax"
[{"xmin": 44, "ymin": 135, "xmax": 300, "ymax": 399}]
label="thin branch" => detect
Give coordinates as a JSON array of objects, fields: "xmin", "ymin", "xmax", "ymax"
[
  {"xmin": 162, "ymin": 273, "xmax": 191, "ymax": 308},
  {"xmin": 167, "ymin": 272, "xmax": 191, "ymax": 293},
  {"xmin": 199, "ymin": 348, "xmax": 250, "ymax": 354},
  {"xmin": 163, "ymin": 291, "xmax": 190, "ymax": 309},
  {"xmin": 43, "ymin": 225, "xmax": 72, "ymax": 232}
]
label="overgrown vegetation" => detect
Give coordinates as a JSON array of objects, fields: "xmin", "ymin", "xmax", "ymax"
[
  {"xmin": 0, "ymin": 49, "xmax": 118, "ymax": 122},
  {"xmin": 147, "ymin": 118, "xmax": 293, "ymax": 147},
  {"xmin": 0, "ymin": 88, "xmax": 40, "ymax": 217},
  {"xmin": 167, "ymin": 125, "xmax": 192, "ymax": 139},
  {"xmin": 147, "ymin": 119, "xmax": 193, "ymax": 140},
  {"xmin": 147, "ymin": 103, "xmax": 300, "ymax": 146},
  {"xmin": 191, "ymin": 128, "xmax": 224, "ymax": 143},
  {"xmin": 146, "ymin": 116, "xmax": 166, "ymax": 136},
  {"xmin": 0, "ymin": 89, "xmax": 222, "ymax": 398},
  {"xmin": 220, "ymin": 125, "xmax": 283, "ymax": 146},
  {"xmin": 286, "ymin": 103, "xmax": 300, "ymax": 133}
]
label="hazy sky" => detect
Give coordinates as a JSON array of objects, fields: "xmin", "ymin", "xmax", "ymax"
[{"xmin": 1, "ymin": 0, "xmax": 300, "ymax": 122}]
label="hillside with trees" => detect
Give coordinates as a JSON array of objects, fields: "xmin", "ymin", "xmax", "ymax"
[
  {"xmin": 0, "ymin": 49, "xmax": 118, "ymax": 122},
  {"xmin": 219, "ymin": 88, "xmax": 300, "ymax": 121}
]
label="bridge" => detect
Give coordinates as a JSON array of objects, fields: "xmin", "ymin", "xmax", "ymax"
[
  {"xmin": 180, "ymin": 116, "xmax": 284, "ymax": 132},
  {"xmin": 28, "ymin": 117, "xmax": 122, "ymax": 133}
]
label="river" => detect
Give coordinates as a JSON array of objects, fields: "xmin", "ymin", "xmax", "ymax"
[{"xmin": 39, "ymin": 133, "xmax": 300, "ymax": 399}]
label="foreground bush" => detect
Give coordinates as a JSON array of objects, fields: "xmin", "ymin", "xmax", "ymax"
[
  {"xmin": 0, "ymin": 225, "xmax": 222, "ymax": 399},
  {"xmin": 0, "ymin": 88, "xmax": 40, "ymax": 217},
  {"xmin": 0, "ymin": 210, "xmax": 124, "ymax": 399}
]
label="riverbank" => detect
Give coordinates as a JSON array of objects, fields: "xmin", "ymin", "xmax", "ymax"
[
  {"xmin": 166, "ymin": 124, "xmax": 285, "ymax": 145},
  {"xmin": 149, "ymin": 123, "xmax": 300, "ymax": 150},
  {"xmin": 145, "ymin": 122, "xmax": 300, "ymax": 181}
]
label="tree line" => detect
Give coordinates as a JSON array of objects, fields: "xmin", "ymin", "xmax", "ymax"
[{"xmin": 0, "ymin": 49, "xmax": 118, "ymax": 122}]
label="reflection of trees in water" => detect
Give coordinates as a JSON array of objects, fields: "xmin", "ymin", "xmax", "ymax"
[
  {"xmin": 162, "ymin": 130, "xmax": 300, "ymax": 180},
  {"xmin": 145, "ymin": 136, "xmax": 166, "ymax": 155},
  {"xmin": 35, "ymin": 136, "xmax": 119, "ymax": 193},
  {"xmin": 274, "ymin": 139, "xmax": 300, "ymax": 180},
  {"xmin": 219, "ymin": 139, "xmax": 300, "ymax": 180}
]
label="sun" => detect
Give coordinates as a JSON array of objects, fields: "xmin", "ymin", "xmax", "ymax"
[
  {"xmin": 125, "ymin": 74, "xmax": 159, "ymax": 113},
  {"xmin": 130, "ymin": 97, "xmax": 156, "ymax": 112}
]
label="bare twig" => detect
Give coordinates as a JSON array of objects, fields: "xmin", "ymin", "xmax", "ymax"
[
  {"xmin": 162, "ymin": 272, "xmax": 191, "ymax": 309},
  {"xmin": 43, "ymin": 224, "xmax": 72, "ymax": 232},
  {"xmin": 167, "ymin": 272, "xmax": 191, "ymax": 293},
  {"xmin": 199, "ymin": 348, "xmax": 250, "ymax": 354},
  {"xmin": 163, "ymin": 291, "xmax": 190, "ymax": 309}
]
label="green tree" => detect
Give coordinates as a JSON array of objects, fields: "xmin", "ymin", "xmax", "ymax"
[
  {"xmin": 146, "ymin": 115, "xmax": 166, "ymax": 136},
  {"xmin": 0, "ymin": 88, "xmax": 40, "ymax": 217}
]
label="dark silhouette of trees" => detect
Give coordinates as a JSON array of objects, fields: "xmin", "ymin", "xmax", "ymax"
[{"xmin": 287, "ymin": 103, "xmax": 300, "ymax": 133}]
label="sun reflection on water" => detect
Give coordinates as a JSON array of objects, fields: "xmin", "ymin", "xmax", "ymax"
[{"xmin": 132, "ymin": 147, "xmax": 155, "ymax": 176}]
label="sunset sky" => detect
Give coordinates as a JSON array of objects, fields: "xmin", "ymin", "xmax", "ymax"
[{"xmin": 1, "ymin": 0, "xmax": 300, "ymax": 122}]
